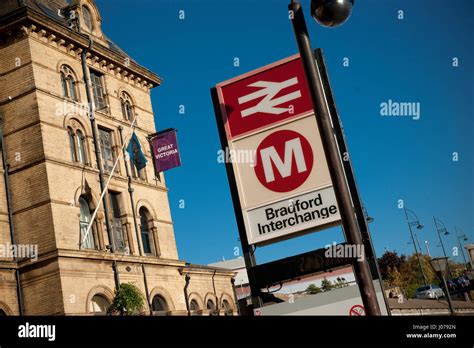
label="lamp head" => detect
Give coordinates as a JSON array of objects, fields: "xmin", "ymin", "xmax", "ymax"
[
  {"xmin": 311, "ymin": 0, "xmax": 354, "ymax": 28},
  {"xmin": 416, "ymin": 224, "xmax": 424, "ymax": 230}
]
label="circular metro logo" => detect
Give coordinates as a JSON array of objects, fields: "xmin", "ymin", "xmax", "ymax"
[{"xmin": 254, "ymin": 130, "xmax": 313, "ymax": 193}]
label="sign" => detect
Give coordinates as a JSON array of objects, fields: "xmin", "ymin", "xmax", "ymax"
[
  {"xmin": 149, "ymin": 129, "xmax": 182, "ymax": 173},
  {"xmin": 215, "ymin": 54, "xmax": 341, "ymax": 246},
  {"xmin": 219, "ymin": 56, "xmax": 313, "ymax": 139},
  {"xmin": 254, "ymin": 129, "xmax": 313, "ymax": 193},
  {"xmin": 349, "ymin": 304, "xmax": 365, "ymax": 316},
  {"xmin": 245, "ymin": 186, "xmax": 340, "ymax": 246}
]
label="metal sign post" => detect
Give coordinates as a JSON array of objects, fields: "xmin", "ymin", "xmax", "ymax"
[{"xmin": 289, "ymin": 1, "xmax": 380, "ymax": 315}]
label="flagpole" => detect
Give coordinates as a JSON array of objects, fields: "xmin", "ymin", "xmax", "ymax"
[
  {"xmin": 81, "ymin": 115, "xmax": 138, "ymax": 247},
  {"xmin": 118, "ymin": 125, "xmax": 153, "ymax": 315}
]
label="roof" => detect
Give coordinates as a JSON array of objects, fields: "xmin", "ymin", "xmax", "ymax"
[
  {"xmin": 0, "ymin": 0, "xmax": 160, "ymax": 85},
  {"xmin": 208, "ymin": 257, "xmax": 246, "ymax": 270}
]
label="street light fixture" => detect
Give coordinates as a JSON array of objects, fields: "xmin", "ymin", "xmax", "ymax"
[
  {"xmin": 310, "ymin": 0, "xmax": 354, "ymax": 27},
  {"xmin": 288, "ymin": 0, "xmax": 381, "ymax": 316},
  {"xmin": 433, "ymin": 217, "xmax": 452, "ymax": 278},
  {"xmin": 429, "ymin": 257, "xmax": 455, "ymax": 315},
  {"xmin": 455, "ymin": 226, "xmax": 470, "ymax": 272},
  {"xmin": 404, "ymin": 208, "xmax": 427, "ymax": 285}
]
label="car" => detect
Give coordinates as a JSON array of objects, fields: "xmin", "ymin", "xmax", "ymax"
[
  {"xmin": 413, "ymin": 284, "xmax": 444, "ymax": 299},
  {"xmin": 439, "ymin": 280, "xmax": 457, "ymax": 292},
  {"xmin": 453, "ymin": 277, "xmax": 470, "ymax": 289}
]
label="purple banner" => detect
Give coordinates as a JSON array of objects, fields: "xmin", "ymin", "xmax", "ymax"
[{"xmin": 150, "ymin": 130, "xmax": 182, "ymax": 173}]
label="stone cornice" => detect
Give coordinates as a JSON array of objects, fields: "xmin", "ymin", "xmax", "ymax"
[{"xmin": 0, "ymin": 6, "xmax": 161, "ymax": 91}]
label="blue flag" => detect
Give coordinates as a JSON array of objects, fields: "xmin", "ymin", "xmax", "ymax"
[{"xmin": 127, "ymin": 132, "xmax": 147, "ymax": 171}]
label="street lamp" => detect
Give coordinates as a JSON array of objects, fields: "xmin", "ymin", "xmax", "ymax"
[
  {"xmin": 424, "ymin": 240, "xmax": 431, "ymax": 257},
  {"xmin": 310, "ymin": 0, "xmax": 354, "ymax": 27},
  {"xmin": 433, "ymin": 217, "xmax": 452, "ymax": 278},
  {"xmin": 288, "ymin": 0, "xmax": 381, "ymax": 316},
  {"xmin": 404, "ymin": 208, "xmax": 427, "ymax": 285},
  {"xmin": 429, "ymin": 257, "xmax": 455, "ymax": 315},
  {"xmin": 455, "ymin": 226, "xmax": 469, "ymax": 272},
  {"xmin": 363, "ymin": 206, "xmax": 374, "ymax": 223}
]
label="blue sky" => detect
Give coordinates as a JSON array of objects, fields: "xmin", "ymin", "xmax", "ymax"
[{"xmin": 97, "ymin": 0, "xmax": 473, "ymax": 265}]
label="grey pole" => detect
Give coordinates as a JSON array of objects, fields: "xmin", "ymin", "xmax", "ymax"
[
  {"xmin": 441, "ymin": 275, "xmax": 455, "ymax": 314},
  {"xmin": 455, "ymin": 227, "xmax": 469, "ymax": 272},
  {"xmin": 434, "ymin": 217, "xmax": 452, "ymax": 278},
  {"xmin": 404, "ymin": 207, "xmax": 427, "ymax": 285},
  {"xmin": 288, "ymin": 0, "xmax": 380, "ymax": 315},
  {"xmin": 0, "ymin": 117, "xmax": 24, "ymax": 315},
  {"xmin": 118, "ymin": 125, "xmax": 153, "ymax": 314},
  {"xmin": 425, "ymin": 240, "xmax": 431, "ymax": 257}
]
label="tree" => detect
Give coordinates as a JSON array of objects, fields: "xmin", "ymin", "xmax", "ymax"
[
  {"xmin": 385, "ymin": 266, "xmax": 403, "ymax": 288},
  {"xmin": 378, "ymin": 250, "xmax": 406, "ymax": 280},
  {"xmin": 305, "ymin": 284, "xmax": 322, "ymax": 294},
  {"xmin": 321, "ymin": 278, "xmax": 333, "ymax": 292},
  {"xmin": 108, "ymin": 283, "xmax": 145, "ymax": 316},
  {"xmin": 334, "ymin": 277, "xmax": 348, "ymax": 288}
]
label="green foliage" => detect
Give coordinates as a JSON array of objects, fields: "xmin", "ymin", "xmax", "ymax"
[
  {"xmin": 321, "ymin": 278, "xmax": 333, "ymax": 292},
  {"xmin": 108, "ymin": 283, "xmax": 145, "ymax": 316},
  {"xmin": 305, "ymin": 283, "xmax": 322, "ymax": 294},
  {"xmin": 378, "ymin": 250, "xmax": 406, "ymax": 280},
  {"xmin": 380, "ymin": 251, "xmax": 467, "ymax": 298}
]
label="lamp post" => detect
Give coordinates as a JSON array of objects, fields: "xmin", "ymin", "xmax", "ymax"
[
  {"xmin": 429, "ymin": 257, "xmax": 455, "ymax": 315},
  {"xmin": 287, "ymin": 0, "xmax": 380, "ymax": 316},
  {"xmin": 455, "ymin": 227, "xmax": 469, "ymax": 272},
  {"xmin": 433, "ymin": 217, "xmax": 452, "ymax": 278},
  {"xmin": 424, "ymin": 240, "xmax": 431, "ymax": 257},
  {"xmin": 403, "ymin": 208, "xmax": 427, "ymax": 285}
]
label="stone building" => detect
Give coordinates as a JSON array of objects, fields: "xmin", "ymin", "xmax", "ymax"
[{"xmin": 0, "ymin": 0, "xmax": 236, "ymax": 315}]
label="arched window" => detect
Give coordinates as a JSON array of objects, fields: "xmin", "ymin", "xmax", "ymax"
[
  {"xmin": 83, "ymin": 6, "xmax": 93, "ymax": 32},
  {"xmin": 68, "ymin": 127, "xmax": 77, "ymax": 162},
  {"xmin": 0, "ymin": 309, "xmax": 7, "ymax": 316},
  {"xmin": 79, "ymin": 197, "xmax": 95, "ymax": 249},
  {"xmin": 60, "ymin": 65, "xmax": 78, "ymax": 101},
  {"xmin": 68, "ymin": 125, "xmax": 88, "ymax": 165},
  {"xmin": 89, "ymin": 294, "xmax": 109, "ymax": 314},
  {"xmin": 206, "ymin": 299, "xmax": 216, "ymax": 310},
  {"xmin": 76, "ymin": 130, "xmax": 86, "ymax": 164},
  {"xmin": 189, "ymin": 299, "xmax": 200, "ymax": 311},
  {"xmin": 151, "ymin": 295, "xmax": 168, "ymax": 313},
  {"xmin": 221, "ymin": 299, "xmax": 232, "ymax": 315},
  {"xmin": 139, "ymin": 207, "xmax": 153, "ymax": 255},
  {"xmin": 120, "ymin": 92, "xmax": 134, "ymax": 122}
]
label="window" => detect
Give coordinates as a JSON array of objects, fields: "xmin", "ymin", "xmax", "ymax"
[
  {"xmin": 221, "ymin": 300, "xmax": 232, "ymax": 315},
  {"xmin": 60, "ymin": 65, "xmax": 77, "ymax": 101},
  {"xmin": 0, "ymin": 309, "xmax": 6, "ymax": 316},
  {"xmin": 99, "ymin": 128, "xmax": 115, "ymax": 172},
  {"xmin": 79, "ymin": 197, "xmax": 95, "ymax": 249},
  {"xmin": 151, "ymin": 295, "xmax": 168, "ymax": 312},
  {"xmin": 189, "ymin": 299, "xmax": 199, "ymax": 311},
  {"xmin": 90, "ymin": 70, "xmax": 107, "ymax": 110},
  {"xmin": 109, "ymin": 192, "xmax": 126, "ymax": 252},
  {"xmin": 139, "ymin": 207, "xmax": 153, "ymax": 255},
  {"xmin": 76, "ymin": 130, "xmax": 86, "ymax": 164},
  {"xmin": 206, "ymin": 299, "xmax": 216, "ymax": 311},
  {"xmin": 83, "ymin": 6, "xmax": 93, "ymax": 32},
  {"xmin": 68, "ymin": 126, "xmax": 87, "ymax": 165},
  {"xmin": 68, "ymin": 127, "xmax": 77, "ymax": 162},
  {"xmin": 89, "ymin": 295, "xmax": 110, "ymax": 314},
  {"xmin": 120, "ymin": 92, "xmax": 134, "ymax": 122}
]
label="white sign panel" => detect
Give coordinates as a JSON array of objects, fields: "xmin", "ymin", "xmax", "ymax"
[
  {"xmin": 244, "ymin": 186, "xmax": 340, "ymax": 245},
  {"xmin": 215, "ymin": 54, "xmax": 342, "ymax": 246}
]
